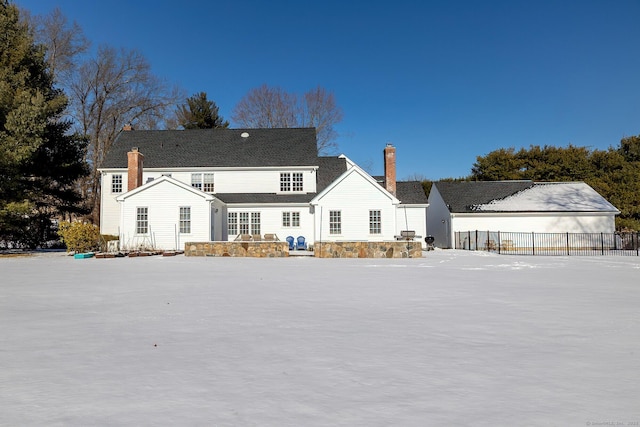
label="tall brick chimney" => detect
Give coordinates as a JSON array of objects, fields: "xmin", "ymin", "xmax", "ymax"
[
  {"xmin": 384, "ymin": 143, "xmax": 396, "ymax": 196},
  {"xmin": 127, "ymin": 147, "xmax": 144, "ymax": 191}
]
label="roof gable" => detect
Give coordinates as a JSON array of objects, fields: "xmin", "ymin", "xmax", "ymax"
[
  {"xmin": 115, "ymin": 175, "xmax": 215, "ymax": 202},
  {"xmin": 311, "ymin": 160, "xmax": 400, "ymax": 205},
  {"xmin": 101, "ymin": 128, "xmax": 318, "ymax": 169}
]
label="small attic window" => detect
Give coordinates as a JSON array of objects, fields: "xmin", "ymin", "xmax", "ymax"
[{"xmin": 241, "ymin": 132, "xmax": 249, "ymax": 138}]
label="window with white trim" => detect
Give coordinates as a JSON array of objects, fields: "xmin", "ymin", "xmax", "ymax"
[
  {"xmin": 228, "ymin": 212, "xmax": 238, "ymax": 236},
  {"xmin": 280, "ymin": 172, "xmax": 303, "ymax": 192},
  {"xmin": 329, "ymin": 210, "xmax": 341, "ymax": 235},
  {"xmin": 292, "ymin": 173, "xmax": 303, "ymax": 191},
  {"xmin": 280, "ymin": 173, "xmax": 291, "ymax": 191},
  {"xmin": 179, "ymin": 207, "xmax": 191, "ymax": 234},
  {"xmin": 251, "ymin": 212, "xmax": 261, "ymax": 235},
  {"xmin": 191, "ymin": 174, "xmax": 202, "ymax": 190},
  {"xmin": 228, "ymin": 211, "xmax": 261, "ymax": 236},
  {"xmin": 112, "ymin": 174, "xmax": 122, "ymax": 193},
  {"xmin": 203, "ymin": 173, "xmax": 214, "ymax": 192},
  {"xmin": 369, "ymin": 210, "xmax": 381, "ymax": 234},
  {"xmin": 282, "ymin": 211, "xmax": 300, "ymax": 227},
  {"xmin": 136, "ymin": 207, "xmax": 148, "ymax": 234}
]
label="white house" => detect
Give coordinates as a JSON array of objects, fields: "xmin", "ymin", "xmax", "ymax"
[
  {"xmin": 98, "ymin": 128, "xmax": 428, "ymax": 251},
  {"xmin": 427, "ymin": 180, "xmax": 620, "ymax": 248}
]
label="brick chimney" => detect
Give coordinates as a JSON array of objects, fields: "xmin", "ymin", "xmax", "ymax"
[
  {"xmin": 383, "ymin": 143, "xmax": 396, "ymax": 196},
  {"xmin": 122, "ymin": 123, "xmax": 133, "ymax": 131},
  {"xmin": 127, "ymin": 148, "xmax": 144, "ymax": 191}
]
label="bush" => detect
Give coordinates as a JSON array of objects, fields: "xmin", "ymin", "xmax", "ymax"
[{"xmin": 57, "ymin": 221, "xmax": 101, "ymax": 253}]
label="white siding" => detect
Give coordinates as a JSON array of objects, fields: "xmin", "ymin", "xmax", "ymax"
[
  {"xmin": 225, "ymin": 205, "xmax": 314, "ymax": 244},
  {"xmin": 100, "ymin": 172, "xmax": 128, "ymax": 235},
  {"xmin": 314, "ymin": 171, "xmax": 398, "ymax": 242},
  {"xmin": 396, "ymin": 205, "xmax": 428, "ymax": 248},
  {"xmin": 453, "ymin": 213, "xmax": 616, "ymax": 235},
  {"xmin": 119, "ymin": 180, "xmax": 211, "ymax": 251},
  {"xmin": 125, "ymin": 169, "xmax": 316, "ymax": 194}
]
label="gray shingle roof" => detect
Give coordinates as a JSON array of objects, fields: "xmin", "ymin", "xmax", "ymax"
[
  {"xmin": 396, "ymin": 181, "xmax": 429, "ymax": 204},
  {"xmin": 433, "ymin": 181, "xmax": 534, "ymax": 213},
  {"xmin": 100, "ymin": 128, "xmax": 318, "ymax": 169},
  {"xmin": 316, "ymin": 156, "xmax": 348, "ymax": 192}
]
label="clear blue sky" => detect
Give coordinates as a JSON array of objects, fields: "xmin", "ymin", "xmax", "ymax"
[{"xmin": 15, "ymin": 0, "xmax": 640, "ymax": 180}]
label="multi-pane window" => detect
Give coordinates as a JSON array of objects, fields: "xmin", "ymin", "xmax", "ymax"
[
  {"xmin": 280, "ymin": 172, "xmax": 304, "ymax": 192},
  {"xmin": 292, "ymin": 173, "xmax": 303, "ymax": 191},
  {"xmin": 251, "ymin": 212, "xmax": 261, "ymax": 235},
  {"xmin": 203, "ymin": 173, "xmax": 215, "ymax": 192},
  {"xmin": 112, "ymin": 174, "xmax": 123, "ymax": 193},
  {"xmin": 369, "ymin": 210, "xmax": 381, "ymax": 234},
  {"xmin": 228, "ymin": 212, "xmax": 261, "ymax": 236},
  {"xmin": 191, "ymin": 174, "xmax": 202, "ymax": 190},
  {"xmin": 239, "ymin": 212, "xmax": 249, "ymax": 234},
  {"xmin": 282, "ymin": 211, "xmax": 300, "ymax": 227},
  {"xmin": 228, "ymin": 212, "xmax": 238, "ymax": 236},
  {"xmin": 280, "ymin": 173, "xmax": 291, "ymax": 192},
  {"xmin": 136, "ymin": 207, "xmax": 148, "ymax": 234},
  {"xmin": 329, "ymin": 210, "xmax": 341, "ymax": 235},
  {"xmin": 179, "ymin": 207, "xmax": 191, "ymax": 234}
]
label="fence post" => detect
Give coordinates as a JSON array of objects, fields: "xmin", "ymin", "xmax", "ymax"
[
  {"xmin": 475, "ymin": 230, "xmax": 478, "ymax": 251},
  {"xmin": 566, "ymin": 232, "xmax": 570, "ymax": 256},
  {"xmin": 601, "ymin": 232, "xmax": 604, "ymax": 256},
  {"xmin": 498, "ymin": 231, "xmax": 501, "ymax": 254},
  {"xmin": 532, "ymin": 232, "xmax": 535, "ymax": 256}
]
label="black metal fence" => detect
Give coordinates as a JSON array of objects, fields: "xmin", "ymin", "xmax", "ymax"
[{"xmin": 455, "ymin": 231, "xmax": 640, "ymax": 256}]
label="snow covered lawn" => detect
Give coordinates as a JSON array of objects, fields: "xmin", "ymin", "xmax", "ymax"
[{"xmin": 1, "ymin": 250, "xmax": 639, "ymax": 426}]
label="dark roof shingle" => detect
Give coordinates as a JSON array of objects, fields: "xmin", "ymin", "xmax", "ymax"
[
  {"xmin": 433, "ymin": 181, "xmax": 534, "ymax": 212},
  {"xmin": 100, "ymin": 128, "xmax": 318, "ymax": 169}
]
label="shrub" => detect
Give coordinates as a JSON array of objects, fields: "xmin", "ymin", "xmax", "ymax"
[{"xmin": 57, "ymin": 221, "xmax": 101, "ymax": 253}]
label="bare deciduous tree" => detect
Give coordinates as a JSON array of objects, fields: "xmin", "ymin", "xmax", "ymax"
[
  {"xmin": 232, "ymin": 84, "xmax": 342, "ymax": 154},
  {"xmin": 68, "ymin": 46, "xmax": 183, "ymax": 222},
  {"xmin": 25, "ymin": 7, "xmax": 89, "ymax": 84}
]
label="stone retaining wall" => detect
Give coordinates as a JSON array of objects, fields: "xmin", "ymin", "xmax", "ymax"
[
  {"xmin": 313, "ymin": 241, "xmax": 422, "ymax": 258},
  {"xmin": 185, "ymin": 241, "xmax": 289, "ymax": 257}
]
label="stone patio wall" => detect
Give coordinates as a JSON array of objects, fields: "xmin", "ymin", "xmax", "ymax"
[
  {"xmin": 185, "ymin": 242, "xmax": 289, "ymax": 257},
  {"xmin": 313, "ymin": 241, "xmax": 422, "ymax": 258}
]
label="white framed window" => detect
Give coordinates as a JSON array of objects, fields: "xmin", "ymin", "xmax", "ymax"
[
  {"xmin": 136, "ymin": 207, "xmax": 148, "ymax": 234},
  {"xmin": 112, "ymin": 174, "xmax": 122, "ymax": 193},
  {"xmin": 239, "ymin": 212, "xmax": 249, "ymax": 234},
  {"xmin": 329, "ymin": 210, "xmax": 341, "ymax": 235},
  {"xmin": 203, "ymin": 173, "xmax": 215, "ymax": 192},
  {"xmin": 292, "ymin": 173, "xmax": 303, "ymax": 191},
  {"xmin": 282, "ymin": 211, "xmax": 300, "ymax": 227},
  {"xmin": 179, "ymin": 207, "xmax": 191, "ymax": 234},
  {"xmin": 369, "ymin": 210, "xmax": 381, "ymax": 234},
  {"xmin": 280, "ymin": 173, "xmax": 291, "ymax": 192},
  {"xmin": 228, "ymin": 211, "xmax": 261, "ymax": 236},
  {"xmin": 251, "ymin": 212, "xmax": 261, "ymax": 235},
  {"xmin": 191, "ymin": 173, "xmax": 202, "ymax": 190},
  {"xmin": 228, "ymin": 212, "xmax": 238, "ymax": 236}
]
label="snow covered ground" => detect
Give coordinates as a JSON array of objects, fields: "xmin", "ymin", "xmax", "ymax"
[{"xmin": 1, "ymin": 250, "xmax": 639, "ymax": 426}]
